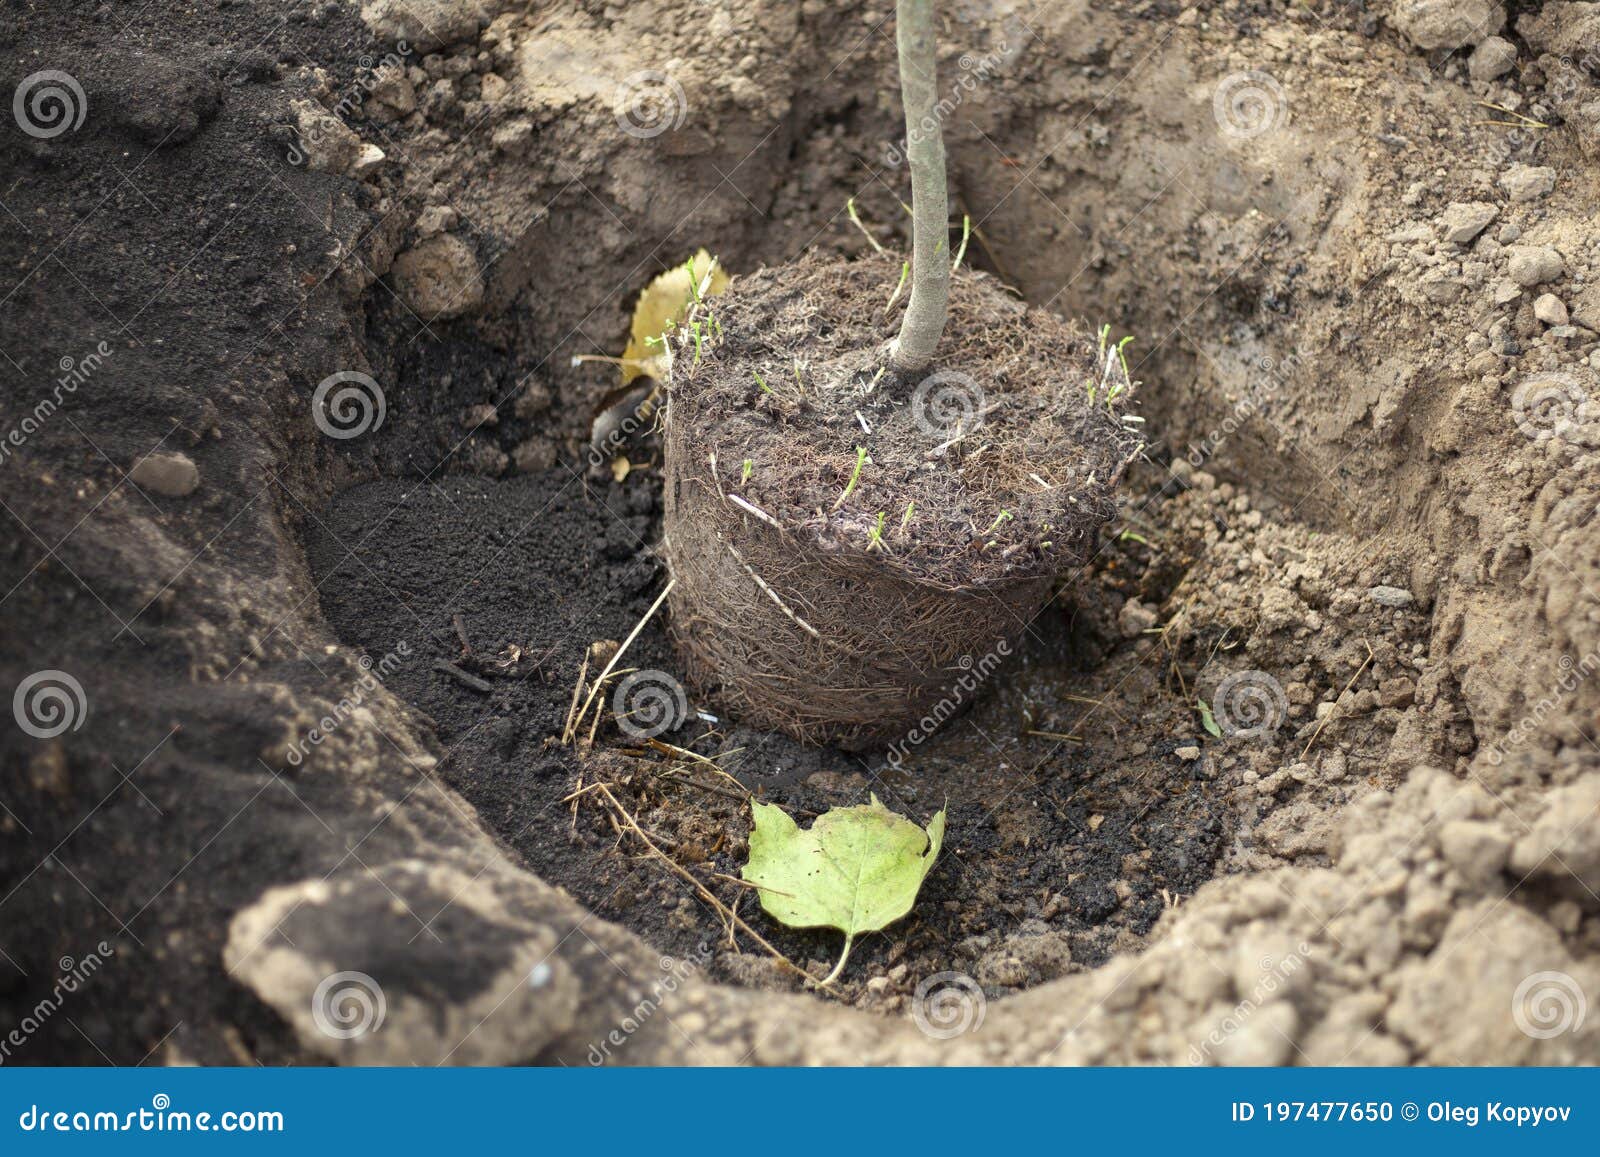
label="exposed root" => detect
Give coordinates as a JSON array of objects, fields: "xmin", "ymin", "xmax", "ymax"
[{"xmin": 586, "ymin": 780, "xmax": 814, "ymax": 986}]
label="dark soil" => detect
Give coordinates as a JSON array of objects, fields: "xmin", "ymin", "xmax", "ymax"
[{"xmin": 307, "ymin": 456, "xmax": 1229, "ymax": 1008}]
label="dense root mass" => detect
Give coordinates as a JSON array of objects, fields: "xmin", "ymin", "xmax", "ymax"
[{"xmin": 662, "ymin": 254, "xmax": 1140, "ymax": 745}]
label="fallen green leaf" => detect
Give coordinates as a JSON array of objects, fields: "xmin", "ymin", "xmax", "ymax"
[{"xmin": 741, "ymin": 794, "xmax": 944, "ymax": 986}]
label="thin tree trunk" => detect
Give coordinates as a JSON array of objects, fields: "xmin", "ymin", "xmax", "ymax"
[{"xmin": 889, "ymin": 0, "xmax": 949, "ymax": 374}]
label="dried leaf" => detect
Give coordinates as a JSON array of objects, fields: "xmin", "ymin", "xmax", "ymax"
[{"xmin": 620, "ymin": 249, "xmax": 730, "ymax": 384}]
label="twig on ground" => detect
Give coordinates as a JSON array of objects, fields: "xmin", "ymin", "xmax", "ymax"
[
  {"xmin": 433, "ymin": 659, "xmax": 493, "ymax": 693},
  {"xmin": 846, "ymin": 196, "xmax": 886, "ymax": 254},
  {"xmin": 568, "ymin": 580, "xmax": 677, "ymax": 744},
  {"xmin": 590, "ymin": 781, "xmax": 813, "ymax": 984},
  {"xmin": 727, "ymin": 493, "xmax": 784, "ymax": 531},
  {"xmin": 561, "ymin": 649, "xmax": 592, "ymax": 745},
  {"xmin": 1300, "ymin": 639, "xmax": 1375, "ymax": 760},
  {"xmin": 639, "ymin": 739, "xmax": 821, "ymax": 817},
  {"xmin": 656, "ymin": 770, "xmax": 753, "ymax": 806}
]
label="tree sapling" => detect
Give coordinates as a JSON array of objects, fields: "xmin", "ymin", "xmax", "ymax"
[
  {"xmin": 658, "ymin": 0, "xmax": 1142, "ymax": 747},
  {"xmin": 889, "ymin": 0, "xmax": 951, "ymax": 372}
]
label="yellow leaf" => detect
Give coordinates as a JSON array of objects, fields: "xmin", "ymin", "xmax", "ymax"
[{"xmin": 620, "ymin": 249, "xmax": 730, "ymax": 384}]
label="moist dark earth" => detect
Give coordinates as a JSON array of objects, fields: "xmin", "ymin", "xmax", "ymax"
[{"xmin": 306, "ymin": 460, "xmax": 1227, "ymax": 1005}]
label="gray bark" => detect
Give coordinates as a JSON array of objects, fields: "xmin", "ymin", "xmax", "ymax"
[{"xmin": 889, "ymin": 0, "xmax": 950, "ymax": 373}]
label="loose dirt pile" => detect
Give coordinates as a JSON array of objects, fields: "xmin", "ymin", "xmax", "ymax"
[{"xmin": 2, "ymin": 0, "xmax": 1597, "ymax": 1064}]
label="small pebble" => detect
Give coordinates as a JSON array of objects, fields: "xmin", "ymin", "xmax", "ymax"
[
  {"xmin": 1533, "ymin": 293, "xmax": 1569, "ymax": 326},
  {"xmin": 1439, "ymin": 201, "xmax": 1496, "ymax": 245},
  {"xmin": 129, "ymin": 451, "xmax": 200, "ymax": 497},
  {"xmin": 1505, "ymin": 245, "xmax": 1563, "ymax": 288},
  {"xmin": 1369, "ymin": 584, "xmax": 1415, "ymax": 608},
  {"xmin": 1499, "ymin": 164, "xmax": 1555, "ymax": 204},
  {"xmin": 1468, "ymin": 36, "xmax": 1517, "ymax": 82}
]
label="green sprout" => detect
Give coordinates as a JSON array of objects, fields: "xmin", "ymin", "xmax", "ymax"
[
  {"xmin": 951, "ymin": 214, "xmax": 971, "ymax": 272},
  {"xmin": 753, "ymin": 369, "xmax": 773, "ymax": 396},
  {"xmin": 982, "ymin": 509, "xmax": 1013, "ymax": 536},
  {"xmin": 1104, "ymin": 335, "xmax": 1134, "ymax": 405},
  {"xmin": 899, "ymin": 500, "xmax": 915, "ymax": 534},
  {"xmin": 834, "ymin": 446, "xmax": 868, "ymax": 510},
  {"xmin": 1089, "ymin": 326, "xmax": 1137, "ymax": 408},
  {"xmin": 1089, "ymin": 323, "xmax": 1111, "ymax": 405},
  {"xmin": 683, "ymin": 256, "xmax": 723, "ymax": 338},
  {"xmin": 885, "ymin": 260, "xmax": 910, "ymax": 313},
  {"xmin": 742, "ymin": 459, "xmax": 753, "ymax": 485},
  {"xmin": 867, "ymin": 511, "xmax": 887, "ymax": 551}
]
